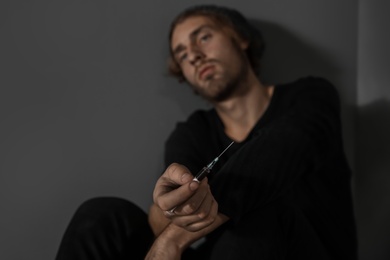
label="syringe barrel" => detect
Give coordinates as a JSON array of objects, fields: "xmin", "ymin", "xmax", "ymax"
[{"xmin": 193, "ymin": 167, "xmax": 211, "ymax": 182}]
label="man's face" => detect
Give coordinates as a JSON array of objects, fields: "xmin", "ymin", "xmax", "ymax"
[{"xmin": 170, "ymin": 15, "xmax": 249, "ymax": 102}]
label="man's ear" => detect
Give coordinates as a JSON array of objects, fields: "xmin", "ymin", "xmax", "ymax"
[
  {"xmin": 223, "ymin": 27, "xmax": 249, "ymax": 50},
  {"xmin": 232, "ymin": 36, "xmax": 249, "ymax": 51},
  {"xmin": 239, "ymin": 39, "xmax": 249, "ymax": 50}
]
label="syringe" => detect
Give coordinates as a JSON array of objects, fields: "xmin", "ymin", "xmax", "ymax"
[
  {"xmin": 167, "ymin": 141, "xmax": 234, "ymax": 215},
  {"xmin": 192, "ymin": 141, "xmax": 235, "ymax": 182}
]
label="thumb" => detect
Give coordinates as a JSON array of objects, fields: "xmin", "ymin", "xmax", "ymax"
[
  {"xmin": 189, "ymin": 180, "xmax": 200, "ymax": 191},
  {"xmin": 163, "ymin": 163, "xmax": 193, "ymax": 185}
]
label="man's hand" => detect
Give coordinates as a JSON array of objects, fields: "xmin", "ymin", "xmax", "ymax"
[
  {"xmin": 145, "ymin": 213, "xmax": 229, "ymax": 260},
  {"xmin": 147, "ymin": 163, "xmax": 230, "ymax": 259},
  {"xmin": 153, "ymin": 163, "xmax": 218, "ymax": 232}
]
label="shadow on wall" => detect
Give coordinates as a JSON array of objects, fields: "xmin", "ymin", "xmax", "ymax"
[
  {"xmin": 355, "ymin": 99, "xmax": 390, "ymax": 259},
  {"xmin": 251, "ymin": 19, "xmax": 340, "ymax": 85},
  {"xmin": 160, "ymin": 20, "xmax": 341, "ymax": 117}
]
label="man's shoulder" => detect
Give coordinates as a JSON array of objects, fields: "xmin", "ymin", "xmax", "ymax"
[
  {"xmin": 279, "ymin": 76, "xmax": 335, "ymax": 91},
  {"xmin": 280, "ymin": 76, "xmax": 337, "ymax": 95},
  {"xmin": 276, "ymin": 76, "xmax": 339, "ymax": 104}
]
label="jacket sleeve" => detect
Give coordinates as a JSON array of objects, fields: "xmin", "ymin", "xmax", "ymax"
[{"xmin": 210, "ymin": 77, "xmax": 343, "ymax": 222}]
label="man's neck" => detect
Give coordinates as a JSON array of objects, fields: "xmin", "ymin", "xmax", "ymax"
[{"xmin": 214, "ymin": 71, "xmax": 274, "ymax": 142}]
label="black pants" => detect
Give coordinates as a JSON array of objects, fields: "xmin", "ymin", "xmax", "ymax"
[{"xmin": 55, "ymin": 197, "xmax": 330, "ymax": 260}]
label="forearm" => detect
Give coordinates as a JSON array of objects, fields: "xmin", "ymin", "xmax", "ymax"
[
  {"xmin": 157, "ymin": 212, "xmax": 228, "ymax": 251},
  {"xmin": 148, "ymin": 203, "xmax": 171, "ymax": 237}
]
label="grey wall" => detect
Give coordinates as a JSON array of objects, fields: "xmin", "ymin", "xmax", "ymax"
[
  {"xmin": 356, "ymin": 0, "xmax": 390, "ymax": 259},
  {"xmin": 0, "ymin": 0, "xmax": 378, "ymax": 259}
]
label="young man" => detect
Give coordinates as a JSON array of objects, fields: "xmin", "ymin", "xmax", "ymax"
[{"xmin": 56, "ymin": 5, "xmax": 357, "ymax": 260}]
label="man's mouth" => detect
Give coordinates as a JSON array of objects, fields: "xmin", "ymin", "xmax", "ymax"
[{"xmin": 198, "ymin": 65, "xmax": 215, "ymax": 80}]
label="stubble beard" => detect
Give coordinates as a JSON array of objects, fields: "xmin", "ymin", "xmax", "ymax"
[{"xmin": 191, "ymin": 61, "xmax": 249, "ymax": 103}]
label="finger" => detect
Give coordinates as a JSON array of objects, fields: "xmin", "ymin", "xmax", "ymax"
[
  {"xmin": 153, "ymin": 163, "xmax": 195, "ymax": 210},
  {"xmin": 174, "ymin": 179, "xmax": 209, "ymax": 216},
  {"xmin": 155, "ymin": 182, "xmax": 197, "ymax": 211},
  {"xmin": 194, "ymin": 188, "xmax": 214, "ymax": 219},
  {"xmin": 162, "ymin": 180, "xmax": 207, "ymax": 218},
  {"xmin": 153, "ymin": 164, "xmax": 193, "ymax": 197},
  {"xmin": 173, "ymin": 199, "xmax": 218, "ymax": 232},
  {"xmin": 172, "ymin": 184, "xmax": 214, "ymax": 226},
  {"xmin": 170, "ymin": 193, "xmax": 212, "ymax": 226},
  {"xmin": 163, "ymin": 209, "xmax": 177, "ymax": 218},
  {"xmin": 187, "ymin": 199, "xmax": 218, "ymax": 232},
  {"xmin": 164, "ymin": 163, "xmax": 193, "ymax": 186}
]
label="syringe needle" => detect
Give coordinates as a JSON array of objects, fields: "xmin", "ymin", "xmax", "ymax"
[{"xmin": 216, "ymin": 141, "xmax": 234, "ymax": 159}]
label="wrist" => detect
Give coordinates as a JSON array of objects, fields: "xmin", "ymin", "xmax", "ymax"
[
  {"xmin": 155, "ymin": 213, "xmax": 229, "ymax": 252},
  {"xmin": 146, "ymin": 230, "xmax": 181, "ymax": 260},
  {"xmin": 159, "ymin": 224, "xmax": 190, "ymax": 251}
]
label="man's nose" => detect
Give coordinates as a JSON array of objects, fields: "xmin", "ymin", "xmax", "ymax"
[{"xmin": 188, "ymin": 45, "xmax": 204, "ymax": 65}]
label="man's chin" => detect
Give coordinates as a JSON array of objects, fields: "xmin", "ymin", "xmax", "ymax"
[
  {"xmin": 190, "ymin": 79, "xmax": 233, "ymax": 102},
  {"xmin": 198, "ymin": 90, "xmax": 232, "ymax": 103}
]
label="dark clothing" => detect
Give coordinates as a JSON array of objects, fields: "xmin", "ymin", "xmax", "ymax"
[
  {"xmin": 164, "ymin": 77, "xmax": 357, "ymax": 259},
  {"xmin": 56, "ymin": 196, "xmax": 333, "ymax": 260},
  {"xmin": 56, "ymin": 198, "xmax": 154, "ymax": 260},
  {"xmin": 56, "ymin": 77, "xmax": 357, "ymax": 259}
]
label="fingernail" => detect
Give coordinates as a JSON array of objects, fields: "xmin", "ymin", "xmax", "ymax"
[
  {"xmin": 181, "ymin": 173, "xmax": 191, "ymax": 183},
  {"xmin": 190, "ymin": 181, "xmax": 199, "ymax": 191}
]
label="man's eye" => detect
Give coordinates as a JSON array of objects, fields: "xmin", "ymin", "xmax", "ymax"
[
  {"xmin": 200, "ymin": 34, "xmax": 211, "ymax": 43},
  {"xmin": 179, "ymin": 53, "xmax": 187, "ymax": 63}
]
